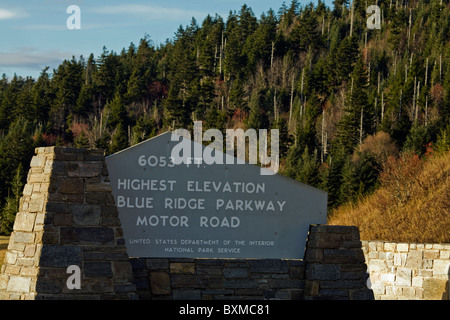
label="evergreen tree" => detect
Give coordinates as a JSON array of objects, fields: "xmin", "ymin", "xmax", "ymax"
[
  {"xmin": 195, "ymin": 77, "xmax": 216, "ymax": 119},
  {"xmin": 0, "ymin": 164, "xmax": 24, "ymax": 235},
  {"xmin": 245, "ymin": 10, "xmax": 277, "ymax": 71},
  {"xmin": 332, "ymin": 0, "xmax": 349, "ymax": 18},
  {"xmin": 435, "ymin": 123, "xmax": 450, "ymax": 153},
  {"xmin": 0, "ymin": 120, "xmax": 33, "ymax": 204},
  {"xmin": 246, "ymin": 90, "xmax": 264, "ymax": 130},
  {"xmin": 442, "ymin": 47, "xmax": 450, "ymax": 123},
  {"xmin": 14, "ymin": 77, "xmax": 35, "ymax": 123},
  {"xmin": 109, "ymin": 122, "xmax": 128, "ymax": 155},
  {"xmin": 0, "ymin": 73, "xmax": 7, "ymax": 94},
  {"xmin": 196, "ymin": 14, "xmax": 224, "ymax": 77},
  {"xmin": 95, "ymin": 47, "xmax": 122, "ymax": 104},
  {"xmin": 74, "ymin": 130, "xmax": 90, "ymax": 148},
  {"xmin": 335, "ymin": 36, "xmax": 359, "ymax": 83},
  {"xmin": 50, "ymin": 56, "xmax": 83, "ymax": 135},
  {"xmin": 126, "ymin": 36, "xmax": 156, "ymax": 107},
  {"xmin": 272, "ymin": 117, "xmax": 290, "ymax": 158},
  {"xmin": 296, "ymin": 147, "xmax": 319, "ymax": 187},
  {"xmin": 224, "ymin": 5, "xmax": 257, "ymax": 79},
  {"xmin": 131, "ymin": 115, "xmax": 156, "ymax": 145},
  {"xmin": 403, "ymin": 123, "xmax": 435, "ymax": 156},
  {"xmin": 320, "ymin": 150, "xmax": 346, "ymax": 209},
  {"xmin": 388, "ymin": 8, "xmax": 408, "ymax": 52},
  {"xmin": 163, "ymin": 83, "xmax": 190, "ymax": 128},
  {"xmin": 164, "ymin": 24, "xmax": 199, "ymax": 127},
  {"xmin": 337, "ymin": 57, "xmax": 373, "ymax": 153},
  {"xmin": 107, "ymin": 91, "xmax": 128, "ymax": 129},
  {"xmin": 76, "ymin": 84, "xmax": 94, "ymax": 119},
  {"xmin": 283, "ymin": 144, "xmax": 302, "ymax": 179},
  {"xmin": 95, "ymin": 133, "xmax": 111, "ymax": 151},
  {"xmin": 354, "ymin": 151, "xmax": 379, "ymax": 197},
  {"xmin": 291, "ymin": 3, "xmax": 322, "ymax": 53},
  {"xmin": 224, "ymin": 11, "xmax": 244, "ymax": 79},
  {"xmin": 229, "ymin": 79, "xmax": 246, "ymax": 111},
  {"xmin": 205, "ymin": 105, "xmax": 227, "ymax": 132},
  {"xmin": 32, "ymin": 67, "xmax": 53, "ymax": 126},
  {"xmin": 0, "ymin": 75, "xmax": 23, "ymax": 131},
  {"xmin": 339, "ymin": 157, "xmax": 358, "ymax": 204},
  {"xmin": 295, "ymin": 95, "xmax": 321, "ymax": 153}
]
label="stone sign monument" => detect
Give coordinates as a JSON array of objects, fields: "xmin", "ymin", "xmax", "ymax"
[
  {"xmin": 106, "ymin": 132, "xmax": 327, "ymax": 259},
  {"xmin": 0, "ymin": 143, "xmax": 374, "ymax": 301},
  {"xmin": 0, "ymin": 147, "xmax": 137, "ymax": 300}
]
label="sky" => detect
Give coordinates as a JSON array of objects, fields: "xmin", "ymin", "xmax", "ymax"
[{"xmin": 0, "ymin": 1, "xmax": 333, "ymax": 79}]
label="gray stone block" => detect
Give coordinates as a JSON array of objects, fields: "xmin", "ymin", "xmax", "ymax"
[
  {"xmin": 129, "ymin": 258, "xmax": 146, "ymax": 270},
  {"xmin": 349, "ymin": 289, "xmax": 375, "ymax": 300},
  {"xmin": 223, "ymin": 280, "xmax": 258, "ymax": 289},
  {"xmin": 172, "ymin": 289, "xmax": 201, "ymax": 300},
  {"xmin": 319, "ymin": 289, "xmax": 348, "ymax": 298},
  {"xmin": 35, "ymin": 279, "xmax": 62, "ymax": 294},
  {"xmin": 71, "ymin": 204, "xmax": 101, "ymax": 226},
  {"xmin": 84, "ymin": 262, "xmax": 113, "ymax": 277},
  {"xmin": 145, "ymin": 258, "xmax": 169, "ymax": 270},
  {"xmin": 39, "ymin": 245, "xmax": 82, "ymax": 268},
  {"xmin": 306, "ymin": 264, "xmax": 341, "ymax": 281},
  {"xmin": 133, "ymin": 277, "xmax": 150, "ymax": 290},
  {"xmin": 323, "ymin": 249, "xmax": 362, "ymax": 264},
  {"xmin": 83, "ymin": 251, "xmax": 129, "ymax": 261},
  {"xmin": 223, "ymin": 268, "xmax": 249, "ymax": 279},
  {"xmin": 114, "ymin": 283, "xmax": 137, "ymax": 293},
  {"xmin": 249, "ymin": 259, "xmax": 289, "ymax": 273},
  {"xmin": 60, "ymin": 227, "xmax": 115, "ymax": 245}
]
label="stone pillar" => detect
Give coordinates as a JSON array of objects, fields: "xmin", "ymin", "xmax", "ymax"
[
  {"xmin": 0, "ymin": 147, "xmax": 137, "ymax": 300},
  {"xmin": 304, "ymin": 225, "xmax": 374, "ymax": 300}
]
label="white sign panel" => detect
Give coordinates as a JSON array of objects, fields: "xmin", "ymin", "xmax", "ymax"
[{"xmin": 106, "ymin": 132, "xmax": 327, "ymax": 259}]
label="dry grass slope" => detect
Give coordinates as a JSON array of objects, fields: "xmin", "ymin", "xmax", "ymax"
[{"xmin": 329, "ymin": 149, "xmax": 450, "ymax": 243}]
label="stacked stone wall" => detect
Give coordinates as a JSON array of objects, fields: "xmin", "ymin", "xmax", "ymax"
[
  {"xmin": 131, "ymin": 258, "xmax": 305, "ymax": 300},
  {"xmin": 130, "ymin": 225, "xmax": 373, "ymax": 300},
  {"xmin": 362, "ymin": 241, "xmax": 450, "ymax": 300},
  {"xmin": 303, "ymin": 225, "xmax": 373, "ymax": 300}
]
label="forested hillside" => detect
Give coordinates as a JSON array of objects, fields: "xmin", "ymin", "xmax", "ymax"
[{"xmin": 0, "ymin": 0, "xmax": 449, "ymax": 235}]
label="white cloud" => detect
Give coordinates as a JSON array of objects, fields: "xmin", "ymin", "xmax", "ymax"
[
  {"xmin": 0, "ymin": 8, "xmax": 16, "ymax": 19},
  {"xmin": 0, "ymin": 8, "xmax": 28, "ymax": 20},
  {"xmin": 0, "ymin": 47, "xmax": 71, "ymax": 69},
  {"xmin": 13, "ymin": 24, "xmax": 67, "ymax": 31},
  {"xmin": 90, "ymin": 4, "xmax": 206, "ymax": 21}
]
